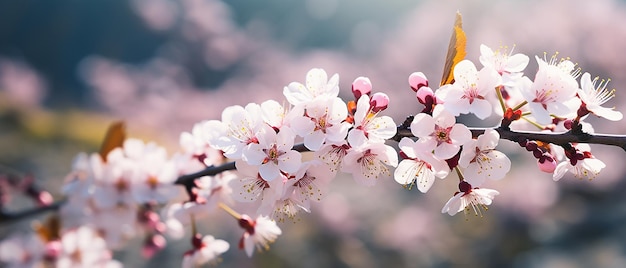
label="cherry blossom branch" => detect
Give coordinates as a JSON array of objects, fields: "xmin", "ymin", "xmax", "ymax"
[
  {"xmin": 175, "ymin": 121, "xmax": 626, "ymax": 193},
  {"xmin": 5, "ymin": 121, "xmax": 622, "ymax": 224},
  {"xmin": 0, "ymin": 200, "xmax": 64, "ymax": 224},
  {"xmin": 393, "ymin": 120, "xmax": 626, "ymax": 151},
  {"xmin": 174, "ymin": 143, "xmax": 308, "ymax": 191}
]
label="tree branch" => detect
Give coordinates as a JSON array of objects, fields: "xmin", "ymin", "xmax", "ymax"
[
  {"xmin": 177, "ymin": 125, "xmax": 626, "ymax": 190},
  {"xmin": 394, "ymin": 126, "xmax": 626, "ymax": 151},
  {"xmin": 0, "ymin": 200, "xmax": 65, "ymax": 224}
]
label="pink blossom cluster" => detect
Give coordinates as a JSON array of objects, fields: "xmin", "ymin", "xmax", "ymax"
[
  {"xmin": 404, "ymin": 44, "xmax": 620, "ymax": 216},
  {"xmin": 1, "ymin": 44, "xmax": 623, "ymax": 267}
]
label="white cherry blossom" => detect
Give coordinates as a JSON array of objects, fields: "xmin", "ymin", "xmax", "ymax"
[
  {"xmin": 410, "ymin": 106, "xmax": 472, "ymax": 160},
  {"xmin": 92, "ymin": 149, "xmax": 136, "ymax": 209},
  {"xmin": 315, "ymin": 141, "xmax": 351, "ymax": 173},
  {"xmin": 179, "ymin": 121, "xmax": 225, "ymax": 167},
  {"xmin": 124, "ymin": 139, "xmax": 181, "ymax": 204},
  {"xmin": 194, "ymin": 172, "xmax": 235, "ymax": 210},
  {"xmin": 578, "ymin": 72, "xmax": 623, "ymax": 121},
  {"xmin": 182, "ymin": 234, "xmax": 229, "ymax": 268},
  {"xmin": 261, "ymin": 189, "xmax": 304, "ymax": 223},
  {"xmin": 521, "ymin": 55, "xmax": 581, "ymax": 124},
  {"xmin": 242, "ymin": 126, "xmax": 302, "ymax": 181},
  {"xmin": 342, "ymin": 135, "xmax": 398, "ymax": 187},
  {"xmin": 290, "ymin": 97, "xmax": 351, "ymax": 151},
  {"xmin": 56, "ymin": 226, "xmax": 121, "ymax": 268},
  {"xmin": 0, "ymin": 233, "xmax": 45, "ymax": 268},
  {"xmin": 229, "ymin": 160, "xmax": 285, "ymax": 216},
  {"xmin": 479, "ymin": 44, "xmax": 529, "ymax": 87},
  {"xmin": 553, "ymin": 144, "xmax": 606, "ymax": 181},
  {"xmin": 238, "ymin": 215, "xmax": 282, "ymax": 257},
  {"xmin": 161, "ymin": 201, "xmax": 216, "ymax": 239},
  {"xmin": 348, "ymin": 94, "xmax": 396, "ymax": 145},
  {"xmin": 209, "ymin": 103, "xmax": 264, "ymax": 159},
  {"xmin": 459, "ymin": 129, "xmax": 511, "ymax": 186},
  {"xmin": 436, "ymin": 60, "xmax": 501, "ymax": 119},
  {"xmin": 261, "ymin": 99, "xmax": 293, "ymax": 129},
  {"xmin": 394, "ymin": 137, "xmax": 449, "ymax": 193},
  {"xmin": 290, "ymin": 161, "xmax": 334, "ymax": 211},
  {"xmin": 441, "ymin": 181, "xmax": 499, "ymax": 216},
  {"xmin": 283, "ymin": 68, "xmax": 339, "ymax": 106}
]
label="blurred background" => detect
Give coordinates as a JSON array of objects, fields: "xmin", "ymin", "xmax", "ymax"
[{"xmin": 2, "ymin": 0, "xmax": 626, "ymax": 267}]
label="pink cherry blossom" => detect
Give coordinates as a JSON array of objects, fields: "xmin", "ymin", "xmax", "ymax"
[
  {"xmin": 394, "ymin": 137, "xmax": 449, "ymax": 193},
  {"xmin": 479, "ymin": 44, "xmax": 529, "ymax": 88},
  {"xmin": 182, "ymin": 234, "xmax": 229, "ymax": 268},
  {"xmin": 436, "ymin": 60, "xmax": 501, "ymax": 119},
  {"xmin": 290, "ymin": 161, "xmax": 334, "ymax": 211},
  {"xmin": 441, "ymin": 181, "xmax": 499, "ymax": 217},
  {"xmin": 578, "ymin": 72, "xmax": 623, "ymax": 121},
  {"xmin": 238, "ymin": 215, "xmax": 282, "ymax": 257},
  {"xmin": 56, "ymin": 226, "xmax": 121, "ymax": 268},
  {"xmin": 521, "ymin": 55, "xmax": 581, "ymax": 124},
  {"xmin": 315, "ymin": 141, "xmax": 351, "ymax": 173},
  {"xmin": 208, "ymin": 103, "xmax": 264, "ymax": 159},
  {"xmin": 242, "ymin": 126, "xmax": 302, "ymax": 181},
  {"xmin": 410, "ymin": 106, "xmax": 472, "ymax": 160},
  {"xmin": 553, "ymin": 144, "xmax": 606, "ymax": 181},
  {"xmin": 0, "ymin": 233, "xmax": 45, "ymax": 268},
  {"xmin": 283, "ymin": 68, "xmax": 339, "ymax": 106},
  {"xmin": 124, "ymin": 139, "xmax": 182, "ymax": 204},
  {"xmin": 459, "ymin": 129, "xmax": 511, "ymax": 186},
  {"xmin": 290, "ymin": 97, "xmax": 351, "ymax": 151},
  {"xmin": 342, "ymin": 141, "xmax": 398, "ymax": 187},
  {"xmin": 347, "ymin": 94, "xmax": 396, "ymax": 145}
]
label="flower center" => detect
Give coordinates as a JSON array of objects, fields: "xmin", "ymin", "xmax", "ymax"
[
  {"xmin": 313, "ymin": 114, "xmax": 332, "ymax": 133},
  {"xmin": 463, "ymin": 84, "xmax": 483, "ymax": 104},
  {"xmin": 434, "ymin": 126, "xmax": 452, "ymax": 144},
  {"xmin": 533, "ymin": 88, "xmax": 555, "ymax": 106},
  {"xmin": 263, "ymin": 144, "xmax": 285, "ymax": 164}
]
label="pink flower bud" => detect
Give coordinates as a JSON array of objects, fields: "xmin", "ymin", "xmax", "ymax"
[
  {"xmin": 415, "ymin": 86, "xmax": 434, "ymax": 104},
  {"xmin": 44, "ymin": 240, "xmax": 62, "ymax": 259},
  {"xmin": 537, "ymin": 155, "xmax": 557, "ymax": 173},
  {"xmin": 36, "ymin": 191, "xmax": 53, "ymax": 207},
  {"xmin": 142, "ymin": 234, "xmax": 167, "ymax": 258},
  {"xmin": 369, "ymin": 92, "xmax": 389, "ymax": 113},
  {"xmin": 409, "ymin": 72, "xmax": 428, "ymax": 92},
  {"xmin": 352, "ymin": 76, "xmax": 372, "ymax": 99}
]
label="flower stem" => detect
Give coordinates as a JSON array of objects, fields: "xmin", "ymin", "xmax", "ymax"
[
  {"xmin": 190, "ymin": 213, "xmax": 197, "ymax": 235},
  {"xmin": 454, "ymin": 166, "xmax": 465, "ymax": 182},
  {"xmin": 512, "ymin": 100, "xmax": 528, "ymax": 111},
  {"xmin": 495, "ymin": 85, "xmax": 507, "ymax": 115},
  {"xmin": 521, "ymin": 116, "xmax": 544, "ymax": 130},
  {"xmin": 218, "ymin": 202, "xmax": 241, "ymax": 220}
]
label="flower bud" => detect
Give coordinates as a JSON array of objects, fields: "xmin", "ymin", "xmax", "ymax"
[
  {"xmin": 408, "ymin": 72, "xmax": 428, "ymax": 92},
  {"xmin": 537, "ymin": 154, "xmax": 557, "ymax": 173},
  {"xmin": 525, "ymin": 141, "xmax": 538, "ymax": 152},
  {"xmin": 142, "ymin": 234, "xmax": 167, "ymax": 259},
  {"xmin": 458, "ymin": 181, "xmax": 472, "ymax": 194},
  {"xmin": 415, "ymin": 86, "xmax": 434, "ymax": 104},
  {"xmin": 36, "ymin": 191, "xmax": 54, "ymax": 207},
  {"xmin": 563, "ymin": 119, "xmax": 573, "ymax": 130},
  {"xmin": 352, "ymin": 76, "xmax": 372, "ymax": 99},
  {"xmin": 44, "ymin": 240, "xmax": 62, "ymax": 260},
  {"xmin": 369, "ymin": 92, "xmax": 389, "ymax": 113}
]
